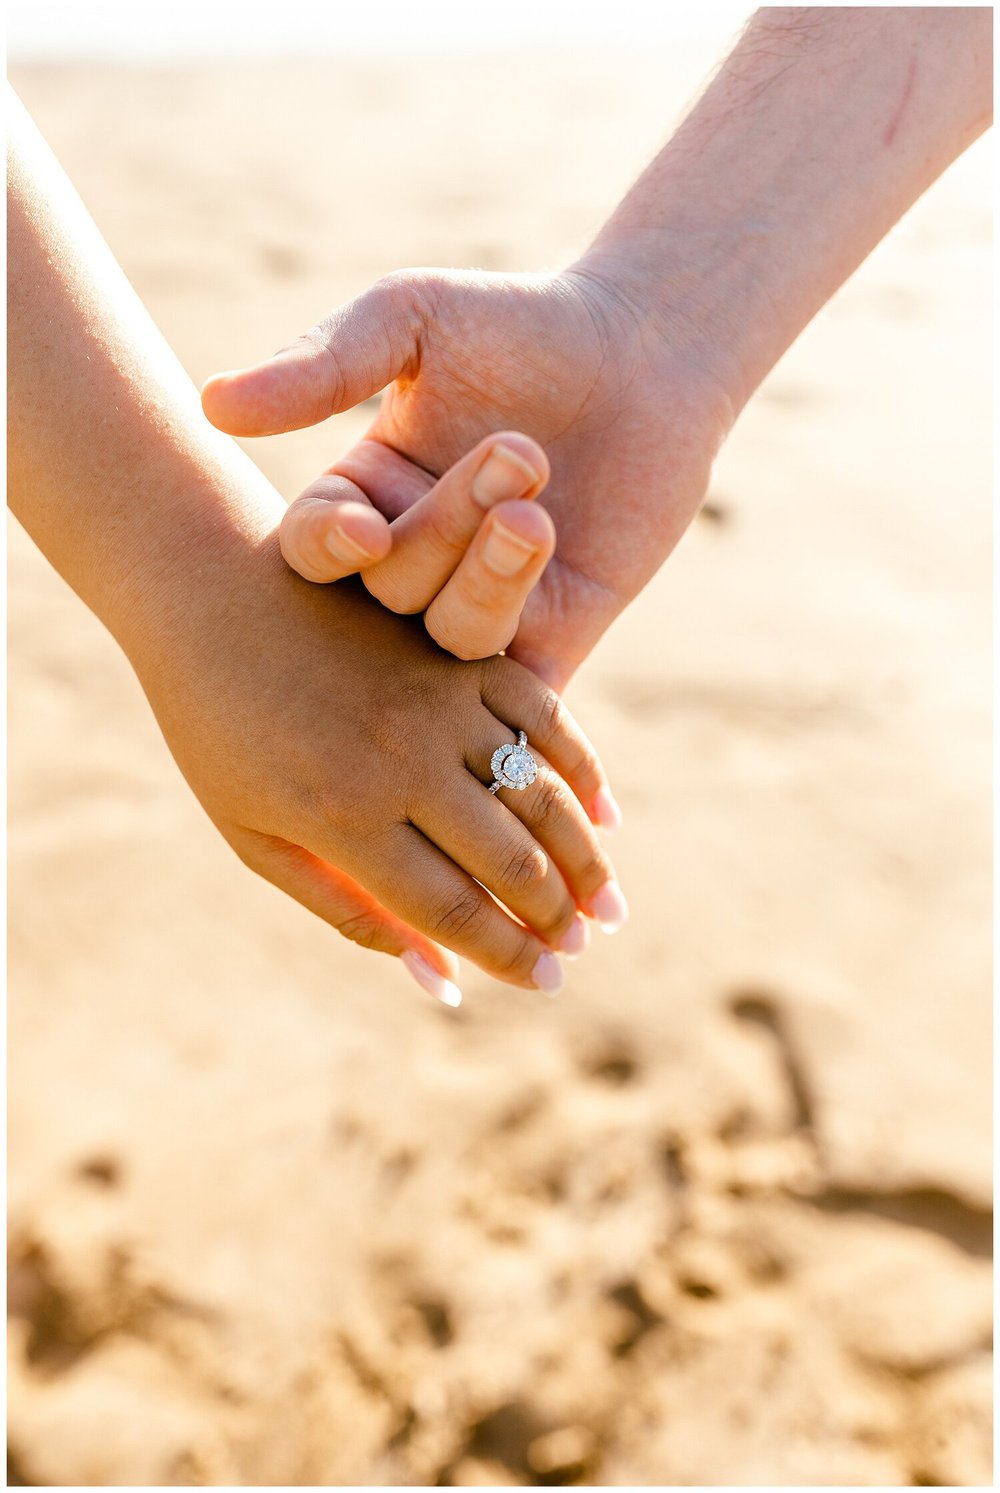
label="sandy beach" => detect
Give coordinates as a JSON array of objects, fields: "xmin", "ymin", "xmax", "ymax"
[{"xmin": 7, "ymin": 52, "xmax": 992, "ymax": 1486}]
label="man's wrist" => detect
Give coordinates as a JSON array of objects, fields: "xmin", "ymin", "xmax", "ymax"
[
  {"xmin": 570, "ymin": 229, "xmax": 762, "ymax": 425},
  {"xmin": 570, "ymin": 6, "xmax": 992, "ymax": 430}
]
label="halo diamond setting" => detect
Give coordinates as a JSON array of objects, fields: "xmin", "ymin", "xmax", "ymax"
[{"xmin": 489, "ymin": 731, "xmax": 538, "ymax": 794}]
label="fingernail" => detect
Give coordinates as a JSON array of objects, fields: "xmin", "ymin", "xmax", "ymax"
[
  {"xmin": 401, "ymin": 950, "xmax": 462, "ymax": 1008},
  {"xmin": 558, "ymin": 916, "xmax": 590, "ymax": 959},
  {"xmin": 472, "ymin": 443, "xmax": 541, "ymax": 508},
  {"xmin": 482, "ymin": 519, "xmax": 536, "ymax": 577},
  {"xmin": 328, "ymin": 522, "xmax": 377, "ymax": 565},
  {"xmin": 589, "ymin": 880, "xmax": 629, "ymax": 934},
  {"xmin": 532, "ymin": 950, "xmax": 564, "ymax": 997},
  {"xmin": 592, "ymin": 786, "xmax": 623, "ymax": 832}
]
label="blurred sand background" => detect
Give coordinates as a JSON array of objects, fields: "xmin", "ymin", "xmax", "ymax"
[{"xmin": 7, "ymin": 36, "xmax": 992, "ymax": 1490}]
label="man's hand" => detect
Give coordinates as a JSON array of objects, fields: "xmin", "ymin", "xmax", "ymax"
[
  {"xmin": 276, "ymin": 424, "xmax": 556, "ymax": 664},
  {"xmin": 203, "ymin": 8, "xmax": 990, "ymax": 698},
  {"xmin": 202, "ymin": 266, "xmax": 732, "ymax": 694}
]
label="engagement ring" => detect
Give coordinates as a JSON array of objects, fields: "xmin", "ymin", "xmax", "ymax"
[{"xmin": 489, "ymin": 731, "xmax": 538, "ymax": 794}]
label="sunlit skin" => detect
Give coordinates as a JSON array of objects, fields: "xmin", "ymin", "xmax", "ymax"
[
  {"xmin": 8, "ymin": 10, "xmax": 990, "ymax": 1006},
  {"xmin": 7, "ymin": 94, "xmax": 626, "ymax": 1008},
  {"xmin": 204, "ymin": 7, "xmax": 992, "ymax": 690}
]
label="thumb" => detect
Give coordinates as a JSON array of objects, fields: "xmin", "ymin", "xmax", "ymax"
[{"xmin": 201, "ymin": 272, "xmax": 425, "ymax": 437}]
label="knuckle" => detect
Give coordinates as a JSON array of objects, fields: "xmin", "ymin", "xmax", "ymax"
[
  {"xmin": 426, "ymin": 613, "xmax": 484, "ymax": 661},
  {"xmin": 499, "ymin": 842, "xmax": 549, "ymax": 896},
  {"xmin": 377, "ymin": 266, "xmax": 439, "ymax": 307},
  {"xmin": 534, "ymin": 687, "xmax": 566, "ymax": 743},
  {"xmin": 421, "ymin": 500, "xmax": 469, "ymax": 559},
  {"xmin": 377, "ymin": 267, "xmax": 421, "ymax": 298},
  {"xmin": 374, "ymin": 269, "xmax": 433, "ymax": 329},
  {"xmin": 531, "ymin": 773, "xmax": 572, "ymax": 836},
  {"xmin": 534, "ymin": 689, "xmax": 599, "ymax": 784},
  {"xmin": 428, "ymin": 888, "xmax": 490, "ymax": 944},
  {"xmin": 365, "ymin": 569, "xmax": 423, "ymax": 616}
]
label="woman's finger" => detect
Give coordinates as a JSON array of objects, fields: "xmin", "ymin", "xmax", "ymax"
[
  {"xmin": 279, "ymin": 474, "xmax": 392, "ymax": 582},
  {"xmin": 356, "ymin": 825, "xmax": 568, "ymax": 995},
  {"xmin": 412, "ymin": 764, "xmax": 589, "ymax": 959},
  {"xmin": 424, "ymin": 498, "xmax": 555, "ymax": 660},
  {"xmin": 362, "ymin": 432, "xmax": 548, "ymax": 616},
  {"xmin": 468, "ymin": 719, "xmax": 626, "ymax": 933},
  {"xmin": 232, "ymin": 830, "xmax": 462, "ymax": 1008},
  {"xmin": 480, "ymin": 662, "xmax": 624, "ymax": 832}
]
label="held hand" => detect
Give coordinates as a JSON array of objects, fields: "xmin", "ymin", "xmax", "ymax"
[
  {"xmin": 202, "ymin": 9, "xmax": 990, "ymax": 688},
  {"xmin": 202, "ymin": 265, "xmax": 734, "ymax": 691},
  {"xmin": 279, "ymin": 427, "xmax": 555, "ymax": 662},
  {"xmin": 135, "ymin": 534, "xmax": 626, "ymax": 1006}
]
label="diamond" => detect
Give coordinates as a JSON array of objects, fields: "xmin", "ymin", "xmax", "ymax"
[
  {"xmin": 490, "ymin": 734, "xmax": 538, "ymax": 793},
  {"xmin": 504, "ymin": 745, "xmax": 536, "ymax": 785}
]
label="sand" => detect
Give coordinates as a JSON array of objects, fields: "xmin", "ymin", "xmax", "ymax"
[{"xmin": 7, "ymin": 53, "xmax": 992, "ymax": 1487}]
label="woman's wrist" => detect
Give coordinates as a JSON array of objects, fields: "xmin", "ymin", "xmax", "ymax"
[
  {"xmin": 95, "ymin": 433, "xmax": 283, "ymax": 674},
  {"xmin": 8, "ymin": 92, "xmax": 285, "ymax": 680}
]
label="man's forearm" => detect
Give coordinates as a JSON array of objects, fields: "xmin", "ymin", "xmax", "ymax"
[
  {"xmin": 7, "ymin": 91, "xmax": 283, "ymax": 662},
  {"xmin": 581, "ymin": 6, "xmax": 992, "ymax": 415}
]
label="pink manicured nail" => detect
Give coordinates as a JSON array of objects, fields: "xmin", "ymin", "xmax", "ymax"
[
  {"xmin": 590, "ymin": 881, "xmax": 629, "ymax": 935},
  {"xmin": 559, "ymin": 916, "xmax": 590, "ymax": 959},
  {"xmin": 401, "ymin": 951, "xmax": 462, "ymax": 1008},
  {"xmin": 472, "ymin": 443, "xmax": 541, "ymax": 508},
  {"xmin": 592, "ymin": 785, "xmax": 623, "ymax": 832},
  {"xmin": 532, "ymin": 950, "xmax": 564, "ymax": 996}
]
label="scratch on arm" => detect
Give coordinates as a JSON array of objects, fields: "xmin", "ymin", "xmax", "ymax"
[{"xmin": 883, "ymin": 56, "xmax": 917, "ymax": 147}]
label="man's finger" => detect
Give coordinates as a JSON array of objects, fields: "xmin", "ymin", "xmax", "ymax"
[
  {"xmin": 424, "ymin": 500, "xmax": 556, "ymax": 661},
  {"xmin": 279, "ymin": 475, "xmax": 392, "ymax": 583},
  {"xmin": 332, "ymin": 437, "xmax": 435, "ymax": 522},
  {"xmin": 363, "ymin": 432, "xmax": 548, "ymax": 615},
  {"xmin": 201, "ymin": 273, "xmax": 425, "ymax": 437}
]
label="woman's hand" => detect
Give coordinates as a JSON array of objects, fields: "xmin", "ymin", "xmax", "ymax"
[
  {"xmin": 133, "ymin": 531, "xmax": 626, "ymax": 1003},
  {"xmin": 7, "ymin": 96, "xmax": 623, "ymax": 1009}
]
